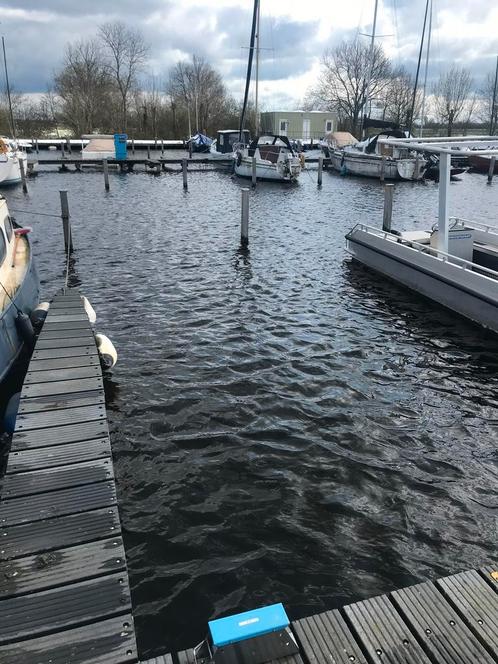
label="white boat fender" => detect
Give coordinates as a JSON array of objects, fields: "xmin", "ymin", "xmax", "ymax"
[
  {"xmin": 3, "ymin": 391, "xmax": 20, "ymax": 433},
  {"xmin": 16, "ymin": 311, "xmax": 35, "ymax": 347},
  {"xmin": 95, "ymin": 333, "xmax": 117, "ymax": 369},
  {"xmin": 30, "ymin": 301, "xmax": 50, "ymax": 328},
  {"xmin": 82, "ymin": 296, "xmax": 97, "ymax": 324}
]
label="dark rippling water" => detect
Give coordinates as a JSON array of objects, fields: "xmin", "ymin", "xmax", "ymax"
[{"xmin": 3, "ymin": 157, "xmax": 498, "ymax": 658}]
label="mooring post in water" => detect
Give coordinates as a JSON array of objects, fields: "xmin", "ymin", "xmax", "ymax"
[
  {"xmin": 66, "ymin": 137, "xmax": 72, "ymax": 154},
  {"xmin": 35, "ymin": 138, "xmax": 39, "ymax": 154},
  {"xmin": 154, "ymin": 137, "xmax": 157, "ymax": 152},
  {"xmin": 61, "ymin": 140, "xmax": 65, "ymax": 158},
  {"xmin": 241, "ymin": 188, "xmax": 249, "ymax": 248},
  {"xmin": 251, "ymin": 156, "xmax": 257, "ymax": 188},
  {"xmin": 103, "ymin": 159, "xmax": 110, "ymax": 191},
  {"xmin": 131, "ymin": 138, "xmax": 135, "ymax": 155},
  {"xmin": 19, "ymin": 159, "xmax": 28, "ymax": 194},
  {"xmin": 318, "ymin": 155, "xmax": 323, "ymax": 187},
  {"xmin": 383, "ymin": 183, "xmax": 394, "ymax": 233},
  {"xmin": 182, "ymin": 159, "xmax": 188, "ymax": 190},
  {"xmin": 161, "ymin": 139, "xmax": 164, "ymax": 157},
  {"xmin": 59, "ymin": 190, "xmax": 73, "ymax": 252},
  {"xmin": 188, "ymin": 141, "xmax": 192, "ymax": 159},
  {"xmin": 380, "ymin": 156, "xmax": 386, "ymax": 183},
  {"xmin": 147, "ymin": 145, "xmax": 151, "ymax": 160},
  {"xmin": 488, "ymin": 156, "xmax": 496, "ymax": 184}
]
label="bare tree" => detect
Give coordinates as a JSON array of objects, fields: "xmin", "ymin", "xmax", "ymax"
[
  {"xmin": 476, "ymin": 68, "xmax": 498, "ymax": 133},
  {"xmin": 432, "ymin": 65, "xmax": 473, "ymax": 135},
  {"xmin": 381, "ymin": 66, "xmax": 420, "ymax": 128},
  {"xmin": 99, "ymin": 21, "xmax": 148, "ymax": 131},
  {"xmin": 167, "ymin": 55, "xmax": 236, "ymax": 136},
  {"xmin": 54, "ymin": 39, "xmax": 114, "ymax": 135},
  {"xmin": 308, "ymin": 38, "xmax": 391, "ymax": 137}
]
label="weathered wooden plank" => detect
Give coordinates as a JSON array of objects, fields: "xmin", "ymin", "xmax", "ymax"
[
  {"xmin": 0, "ymin": 572, "xmax": 131, "ymax": 644},
  {"xmin": 32, "ymin": 345, "xmax": 97, "ymax": 360},
  {"xmin": 15, "ymin": 404, "xmax": 106, "ymax": 432},
  {"xmin": 2, "ymin": 459, "xmax": 114, "ymax": 498},
  {"xmin": 344, "ymin": 593, "xmax": 431, "ymax": 663},
  {"xmin": 17, "ymin": 390, "xmax": 105, "ymax": 414},
  {"xmin": 293, "ymin": 610, "xmax": 367, "ymax": 664},
  {"xmin": 0, "ymin": 507, "xmax": 121, "ymax": 560},
  {"xmin": 24, "ymin": 365, "xmax": 102, "ymax": 384},
  {"xmin": 391, "ymin": 580, "xmax": 496, "ymax": 663},
  {"xmin": 39, "ymin": 328, "xmax": 94, "ymax": 340},
  {"xmin": 36, "ymin": 336, "xmax": 96, "ymax": 349},
  {"xmin": 0, "ymin": 537, "xmax": 126, "ymax": 598},
  {"xmin": 0, "ymin": 481, "xmax": 116, "ymax": 526},
  {"xmin": 0, "ymin": 613, "xmax": 137, "ymax": 664},
  {"xmin": 12, "ymin": 419, "xmax": 109, "ymax": 450},
  {"xmin": 28, "ymin": 354, "xmax": 100, "ymax": 371},
  {"xmin": 45, "ymin": 313, "xmax": 89, "ymax": 322},
  {"xmin": 21, "ymin": 376, "xmax": 103, "ymax": 397},
  {"xmin": 6, "ymin": 438, "xmax": 111, "ymax": 473}
]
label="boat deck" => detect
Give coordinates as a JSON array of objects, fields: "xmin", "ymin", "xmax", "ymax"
[{"xmin": 0, "ymin": 289, "xmax": 138, "ymax": 663}]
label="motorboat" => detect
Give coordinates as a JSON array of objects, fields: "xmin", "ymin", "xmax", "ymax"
[
  {"xmin": 234, "ymin": 134, "xmax": 302, "ymax": 182},
  {"xmin": 187, "ymin": 133, "xmax": 212, "ymax": 154},
  {"xmin": 345, "ymin": 135, "xmax": 498, "ymax": 333},
  {"xmin": 210, "ymin": 130, "xmax": 251, "ymax": 160},
  {"xmin": 0, "ymin": 138, "xmax": 28, "ymax": 186},
  {"xmin": 328, "ymin": 130, "xmax": 427, "ymax": 181},
  {"xmin": 0, "ymin": 196, "xmax": 39, "ymax": 380}
]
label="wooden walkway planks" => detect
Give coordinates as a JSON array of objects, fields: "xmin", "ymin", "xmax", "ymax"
[{"xmin": 0, "ymin": 289, "xmax": 139, "ymax": 663}]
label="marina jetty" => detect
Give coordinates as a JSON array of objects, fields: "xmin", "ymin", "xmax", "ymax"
[{"xmin": 1, "ymin": 290, "xmax": 498, "ymax": 664}]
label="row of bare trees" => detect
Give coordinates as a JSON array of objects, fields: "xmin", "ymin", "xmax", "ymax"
[
  {"xmin": 0, "ymin": 21, "xmax": 241, "ymax": 138},
  {"xmin": 307, "ymin": 38, "xmax": 496, "ymax": 138}
]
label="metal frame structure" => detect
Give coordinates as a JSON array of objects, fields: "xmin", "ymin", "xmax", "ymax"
[{"xmin": 379, "ymin": 136, "xmax": 498, "ymax": 254}]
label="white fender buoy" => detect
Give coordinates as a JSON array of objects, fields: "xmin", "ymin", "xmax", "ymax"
[
  {"xmin": 30, "ymin": 301, "xmax": 50, "ymax": 328},
  {"xmin": 82, "ymin": 296, "xmax": 97, "ymax": 324},
  {"xmin": 95, "ymin": 333, "xmax": 117, "ymax": 369}
]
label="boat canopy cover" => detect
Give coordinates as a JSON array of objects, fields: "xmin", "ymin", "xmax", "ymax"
[
  {"xmin": 248, "ymin": 134, "xmax": 295, "ymax": 156},
  {"xmin": 216, "ymin": 129, "xmax": 251, "ymax": 153},
  {"xmin": 364, "ymin": 117, "xmax": 401, "ymax": 131},
  {"xmin": 365, "ymin": 129, "xmax": 408, "ymax": 154},
  {"xmin": 188, "ymin": 133, "xmax": 213, "ymax": 147}
]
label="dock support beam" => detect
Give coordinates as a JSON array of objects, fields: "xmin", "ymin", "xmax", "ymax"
[
  {"xmin": 59, "ymin": 190, "xmax": 73, "ymax": 253},
  {"xmin": 382, "ymin": 184, "xmax": 394, "ymax": 232},
  {"xmin": 182, "ymin": 159, "xmax": 188, "ymax": 190},
  {"xmin": 103, "ymin": 159, "xmax": 110, "ymax": 191},
  {"xmin": 488, "ymin": 156, "xmax": 496, "ymax": 184},
  {"xmin": 19, "ymin": 159, "xmax": 28, "ymax": 194},
  {"xmin": 437, "ymin": 151, "xmax": 451, "ymax": 254},
  {"xmin": 241, "ymin": 188, "xmax": 249, "ymax": 248},
  {"xmin": 318, "ymin": 155, "xmax": 323, "ymax": 187},
  {"xmin": 251, "ymin": 156, "xmax": 257, "ymax": 188}
]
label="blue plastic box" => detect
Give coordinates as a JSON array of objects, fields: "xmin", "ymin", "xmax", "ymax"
[
  {"xmin": 209, "ymin": 603, "xmax": 289, "ymax": 648},
  {"xmin": 114, "ymin": 133, "xmax": 127, "ymax": 160}
]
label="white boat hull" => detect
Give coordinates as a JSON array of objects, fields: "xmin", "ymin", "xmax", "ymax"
[
  {"xmin": 235, "ymin": 157, "xmax": 300, "ymax": 182},
  {"xmin": 346, "ymin": 227, "xmax": 498, "ymax": 333},
  {"xmin": 0, "ymin": 151, "xmax": 27, "ymax": 185},
  {"xmin": 331, "ymin": 149, "xmax": 425, "ymax": 181}
]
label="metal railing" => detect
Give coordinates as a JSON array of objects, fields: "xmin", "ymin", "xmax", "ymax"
[
  {"xmin": 347, "ymin": 223, "xmax": 498, "ymax": 281},
  {"xmin": 450, "ymin": 216, "xmax": 498, "ymax": 236}
]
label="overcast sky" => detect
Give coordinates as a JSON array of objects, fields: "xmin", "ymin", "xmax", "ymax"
[{"xmin": 3, "ymin": 0, "xmax": 498, "ymax": 108}]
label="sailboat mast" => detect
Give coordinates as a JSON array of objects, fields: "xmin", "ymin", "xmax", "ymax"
[
  {"xmin": 254, "ymin": 0, "xmax": 260, "ymax": 135},
  {"xmin": 419, "ymin": 0, "xmax": 432, "ymax": 137},
  {"xmin": 490, "ymin": 55, "xmax": 498, "ymax": 135},
  {"xmin": 409, "ymin": 0, "xmax": 429, "ymax": 135},
  {"xmin": 361, "ymin": 0, "xmax": 379, "ymax": 139},
  {"xmin": 239, "ymin": 0, "xmax": 259, "ymax": 141},
  {"xmin": 2, "ymin": 37, "xmax": 16, "ymax": 140}
]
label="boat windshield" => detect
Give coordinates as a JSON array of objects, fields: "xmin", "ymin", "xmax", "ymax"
[{"xmin": 0, "ymin": 228, "xmax": 6, "ymax": 266}]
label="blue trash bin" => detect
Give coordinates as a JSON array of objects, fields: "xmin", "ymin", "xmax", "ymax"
[{"xmin": 114, "ymin": 133, "xmax": 127, "ymax": 160}]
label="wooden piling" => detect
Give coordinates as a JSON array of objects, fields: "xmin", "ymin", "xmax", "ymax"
[
  {"xmin": 35, "ymin": 138, "xmax": 39, "ymax": 154},
  {"xmin": 154, "ymin": 137, "xmax": 157, "ymax": 152},
  {"xmin": 131, "ymin": 138, "xmax": 135, "ymax": 155},
  {"xmin": 188, "ymin": 141, "xmax": 192, "ymax": 159},
  {"xmin": 19, "ymin": 158, "xmax": 28, "ymax": 194},
  {"xmin": 103, "ymin": 158, "xmax": 110, "ymax": 191},
  {"xmin": 241, "ymin": 188, "xmax": 249, "ymax": 248},
  {"xmin": 383, "ymin": 184, "xmax": 394, "ymax": 232},
  {"xmin": 251, "ymin": 156, "xmax": 257, "ymax": 188},
  {"xmin": 488, "ymin": 156, "xmax": 496, "ymax": 184},
  {"xmin": 380, "ymin": 156, "xmax": 386, "ymax": 183},
  {"xmin": 161, "ymin": 139, "xmax": 164, "ymax": 157},
  {"xmin": 59, "ymin": 190, "xmax": 73, "ymax": 252},
  {"xmin": 66, "ymin": 137, "xmax": 72, "ymax": 154},
  {"xmin": 182, "ymin": 159, "xmax": 188, "ymax": 190},
  {"xmin": 147, "ymin": 145, "xmax": 151, "ymax": 160},
  {"xmin": 317, "ymin": 155, "xmax": 323, "ymax": 187}
]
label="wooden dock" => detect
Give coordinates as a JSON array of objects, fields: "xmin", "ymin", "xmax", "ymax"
[
  {"xmin": 1, "ymin": 293, "xmax": 498, "ymax": 663},
  {"xmin": 0, "ymin": 289, "xmax": 138, "ymax": 663}
]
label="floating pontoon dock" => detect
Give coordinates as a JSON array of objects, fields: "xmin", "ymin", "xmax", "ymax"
[{"xmin": 2, "ymin": 291, "xmax": 498, "ymax": 663}]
